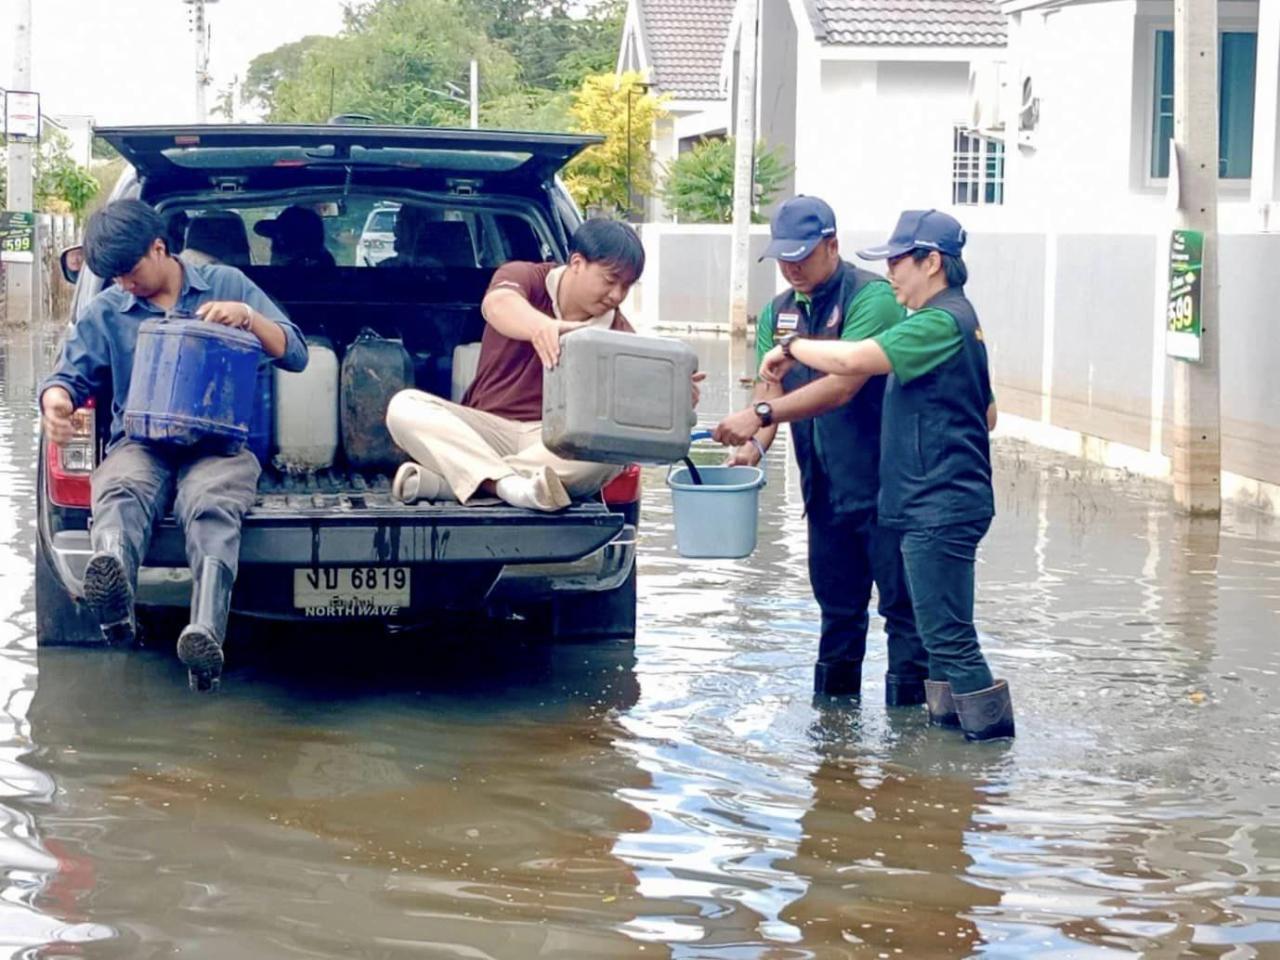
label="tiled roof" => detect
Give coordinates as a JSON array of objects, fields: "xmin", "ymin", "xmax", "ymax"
[
  {"xmin": 639, "ymin": 0, "xmax": 735, "ymax": 100},
  {"xmin": 809, "ymin": 0, "xmax": 1007, "ymax": 47}
]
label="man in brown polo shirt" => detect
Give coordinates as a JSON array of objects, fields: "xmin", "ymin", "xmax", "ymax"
[{"xmin": 386, "ymin": 218, "xmax": 696, "ymax": 511}]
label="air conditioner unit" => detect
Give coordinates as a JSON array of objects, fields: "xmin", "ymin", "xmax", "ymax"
[
  {"xmin": 1018, "ymin": 75, "xmax": 1040, "ymax": 148},
  {"xmin": 968, "ymin": 62, "xmax": 1006, "ymax": 134}
]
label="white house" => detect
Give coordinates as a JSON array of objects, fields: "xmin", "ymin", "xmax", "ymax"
[
  {"xmin": 620, "ymin": 1, "xmax": 1010, "ymax": 226},
  {"xmin": 617, "ymin": 0, "xmax": 737, "ymax": 220},
  {"xmin": 998, "ymin": 0, "xmax": 1280, "ymax": 233},
  {"xmin": 769, "ymin": 0, "xmax": 1009, "ymax": 227},
  {"xmin": 47, "ymin": 114, "xmax": 95, "ymax": 168}
]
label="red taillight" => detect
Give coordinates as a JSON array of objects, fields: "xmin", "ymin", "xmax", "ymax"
[
  {"xmin": 46, "ymin": 399, "xmax": 95, "ymax": 508},
  {"xmin": 602, "ymin": 464, "xmax": 641, "ymax": 505}
]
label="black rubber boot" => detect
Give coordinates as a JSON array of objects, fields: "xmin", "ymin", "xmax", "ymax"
[
  {"xmin": 953, "ymin": 679, "xmax": 1016, "ymax": 741},
  {"xmin": 884, "ymin": 673, "xmax": 926, "ymax": 707},
  {"xmin": 814, "ymin": 661, "xmax": 861, "ymax": 697},
  {"xmin": 176, "ymin": 558, "xmax": 235, "ymax": 693},
  {"xmin": 924, "ymin": 679, "xmax": 961, "ymax": 727},
  {"xmin": 82, "ymin": 527, "xmax": 137, "ymax": 646}
]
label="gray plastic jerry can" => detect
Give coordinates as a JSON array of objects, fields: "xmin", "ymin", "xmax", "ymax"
[{"xmin": 542, "ymin": 327, "xmax": 698, "ymax": 464}]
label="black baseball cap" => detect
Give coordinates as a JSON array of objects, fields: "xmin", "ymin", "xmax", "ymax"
[{"xmin": 254, "ymin": 205, "xmax": 324, "ymax": 246}]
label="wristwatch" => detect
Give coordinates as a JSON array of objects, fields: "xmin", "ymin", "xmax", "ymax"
[
  {"xmin": 779, "ymin": 332, "xmax": 801, "ymax": 360},
  {"xmin": 754, "ymin": 401, "xmax": 774, "ymax": 427}
]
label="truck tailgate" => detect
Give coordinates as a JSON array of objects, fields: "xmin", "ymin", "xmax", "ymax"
[{"xmin": 143, "ymin": 489, "xmax": 625, "ymax": 566}]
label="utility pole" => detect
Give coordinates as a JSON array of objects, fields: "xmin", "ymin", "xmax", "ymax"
[
  {"xmin": 1169, "ymin": 0, "xmax": 1221, "ymax": 515},
  {"xmin": 184, "ymin": 0, "xmax": 219, "ymax": 123},
  {"xmin": 5, "ymin": 0, "xmax": 34, "ymax": 328},
  {"xmin": 470, "ymin": 59, "xmax": 479, "ymax": 129},
  {"xmin": 727, "ymin": 0, "xmax": 758, "ymax": 337}
]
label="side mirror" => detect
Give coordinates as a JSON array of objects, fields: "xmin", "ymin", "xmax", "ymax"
[{"xmin": 60, "ymin": 245, "xmax": 85, "ymax": 285}]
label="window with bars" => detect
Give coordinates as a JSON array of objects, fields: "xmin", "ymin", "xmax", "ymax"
[{"xmin": 952, "ymin": 127, "xmax": 1005, "ymax": 205}]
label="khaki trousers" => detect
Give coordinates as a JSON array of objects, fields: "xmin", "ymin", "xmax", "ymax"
[{"xmin": 385, "ymin": 390, "xmax": 620, "ymax": 504}]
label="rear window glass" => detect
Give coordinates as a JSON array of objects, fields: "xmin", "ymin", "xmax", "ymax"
[{"xmin": 165, "ymin": 198, "xmax": 548, "ymax": 269}]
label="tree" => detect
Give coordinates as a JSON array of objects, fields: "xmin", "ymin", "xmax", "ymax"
[
  {"xmin": 241, "ymin": 35, "xmax": 328, "ymax": 117},
  {"xmin": 660, "ymin": 137, "xmax": 792, "ymax": 224},
  {"xmin": 30, "ymin": 130, "xmax": 100, "ymax": 216},
  {"xmin": 469, "ymin": 0, "xmax": 623, "ymax": 90},
  {"xmin": 244, "ymin": 0, "xmax": 623, "ymax": 126},
  {"xmin": 564, "ymin": 70, "xmax": 666, "ymax": 215},
  {"xmin": 245, "ymin": 1, "xmax": 519, "ymax": 125}
]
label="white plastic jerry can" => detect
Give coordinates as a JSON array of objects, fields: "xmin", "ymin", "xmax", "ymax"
[{"xmin": 274, "ymin": 336, "xmax": 340, "ymax": 473}]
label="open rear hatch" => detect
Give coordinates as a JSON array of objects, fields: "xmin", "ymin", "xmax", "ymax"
[{"xmin": 94, "ymin": 124, "xmax": 602, "ymax": 194}]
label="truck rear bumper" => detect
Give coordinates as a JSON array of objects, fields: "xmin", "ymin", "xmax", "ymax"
[{"xmin": 49, "ymin": 518, "xmax": 636, "ymax": 615}]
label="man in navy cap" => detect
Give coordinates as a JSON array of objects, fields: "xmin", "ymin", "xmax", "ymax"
[
  {"xmin": 713, "ymin": 196, "xmax": 929, "ymax": 705},
  {"xmin": 759, "ymin": 209, "xmax": 1012, "ymax": 742}
]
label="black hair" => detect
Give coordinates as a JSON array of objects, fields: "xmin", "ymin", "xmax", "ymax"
[
  {"xmin": 911, "ymin": 247, "xmax": 968, "ymax": 288},
  {"xmin": 569, "ymin": 218, "xmax": 645, "ymax": 281},
  {"xmin": 83, "ymin": 199, "xmax": 167, "ymax": 279}
]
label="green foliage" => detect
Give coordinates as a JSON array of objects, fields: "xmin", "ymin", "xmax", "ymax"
[
  {"xmin": 241, "ymin": 35, "xmax": 328, "ymax": 116},
  {"xmin": 1, "ymin": 131, "xmax": 102, "ymax": 216},
  {"xmin": 35, "ymin": 131, "xmax": 100, "ymax": 216},
  {"xmin": 660, "ymin": 138, "xmax": 793, "ymax": 224},
  {"xmin": 242, "ymin": 0, "xmax": 623, "ymax": 130},
  {"xmin": 481, "ymin": 89, "xmax": 574, "ymax": 132},
  {"xmin": 247, "ymin": 0, "xmax": 520, "ymax": 124},
  {"xmin": 564, "ymin": 70, "xmax": 666, "ymax": 214},
  {"xmin": 91, "ymin": 137, "xmax": 120, "ymax": 162},
  {"xmin": 471, "ymin": 0, "xmax": 624, "ymax": 91}
]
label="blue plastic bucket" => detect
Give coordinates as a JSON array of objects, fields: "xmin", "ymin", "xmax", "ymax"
[
  {"xmin": 666, "ymin": 464, "xmax": 766, "ymax": 559},
  {"xmin": 247, "ymin": 361, "xmax": 274, "ymax": 466},
  {"xmin": 124, "ymin": 318, "xmax": 262, "ymax": 452}
]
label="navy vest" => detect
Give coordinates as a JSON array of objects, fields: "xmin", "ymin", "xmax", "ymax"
[
  {"xmin": 774, "ymin": 260, "xmax": 887, "ymax": 516},
  {"xmin": 878, "ymin": 286, "xmax": 995, "ymax": 530}
]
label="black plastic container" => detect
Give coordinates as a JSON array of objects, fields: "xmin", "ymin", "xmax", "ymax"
[{"xmin": 340, "ymin": 328, "xmax": 414, "ymax": 471}]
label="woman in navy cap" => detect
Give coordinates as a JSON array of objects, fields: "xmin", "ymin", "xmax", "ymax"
[{"xmin": 760, "ymin": 209, "xmax": 1012, "ymax": 741}]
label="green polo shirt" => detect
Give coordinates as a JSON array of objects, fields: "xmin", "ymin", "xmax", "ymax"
[
  {"xmin": 756, "ymin": 280, "xmax": 904, "ymax": 366},
  {"xmin": 875, "ymin": 306, "xmax": 996, "ymax": 403}
]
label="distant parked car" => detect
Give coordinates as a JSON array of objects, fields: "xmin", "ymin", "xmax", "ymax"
[{"xmin": 357, "ymin": 202, "xmax": 399, "ymax": 265}]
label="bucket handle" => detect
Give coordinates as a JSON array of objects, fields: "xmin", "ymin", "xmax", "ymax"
[{"xmin": 678, "ymin": 429, "xmax": 718, "ymax": 485}]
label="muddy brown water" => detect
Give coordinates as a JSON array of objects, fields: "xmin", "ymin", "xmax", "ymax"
[{"xmin": 1, "ymin": 329, "xmax": 1278, "ymax": 958}]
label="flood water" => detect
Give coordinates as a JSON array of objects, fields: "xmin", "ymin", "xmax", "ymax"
[{"xmin": 1, "ymin": 328, "xmax": 1279, "ymax": 958}]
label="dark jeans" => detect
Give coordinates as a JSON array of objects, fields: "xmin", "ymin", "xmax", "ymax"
[
  {"xmin": 892, "ymin": 518, "xmax": 994, "ymax": 696},
  {"xmin": 90, "ymin": 440, "xmax": 261, "ymax": 587},
  {"xmin": 807, "ymin": 507, "xmax": 929, "ymax": 680}
]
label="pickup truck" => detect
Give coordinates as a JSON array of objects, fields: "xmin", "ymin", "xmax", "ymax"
[{"xmin": 36, "ymin": 123, "xmax": 640, "ymax": 648}]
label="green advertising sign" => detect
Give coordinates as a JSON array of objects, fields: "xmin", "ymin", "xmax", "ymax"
[
  {"xmin": 0, "ymin": 210, "xmax": 35, "ymax": 264},
  {"xmin": 1166, "ymin": 229, "xmax": 1204, "ymax": 362}
]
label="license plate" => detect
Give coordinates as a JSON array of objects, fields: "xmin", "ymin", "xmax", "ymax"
[{"xmin": 293, "ymin": 567, "xmax": 411, "ymax": 617}]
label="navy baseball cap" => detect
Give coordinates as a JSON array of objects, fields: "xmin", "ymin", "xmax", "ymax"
[
  {"xmin": 759, "ymin": 196, "xmax": 838, "ymax": 262},
  {"xmin": 857, "ymin": 209, "xmax": 967, "ymax": 260}
]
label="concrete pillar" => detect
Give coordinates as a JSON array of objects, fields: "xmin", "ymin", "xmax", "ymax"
[
  {"xmin": 728, "ymin": 0, "xmax": 759, "ymax": 337},
  {"xmin": 5, "ymin": 0, "xmax": 34, "ymax": 329},
  {"xmin": 1170, "ymin": 0, "xmax": 1222, "ymax": 516}
]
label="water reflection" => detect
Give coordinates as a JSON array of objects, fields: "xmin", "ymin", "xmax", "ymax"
[
  {"xmin": 780, "ymin": 720, "xmax": 1003, "ymax": 956},
  {"xmin": 19, "ymin": 642, "xmax": 656, "ymax": 957},
  {"xmin": 0, "ymin": 329, "xmax": 1277, "ymax": 957}
]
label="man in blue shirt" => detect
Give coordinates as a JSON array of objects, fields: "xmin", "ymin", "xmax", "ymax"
[{"xmin": 39, "ymin": 199, "xmax": 307, "ymax": 691}]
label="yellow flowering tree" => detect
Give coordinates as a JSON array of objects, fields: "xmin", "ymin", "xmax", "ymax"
[{"xmin": 564, "ymin": 70, "xmax": 666, "ymax": 214}]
